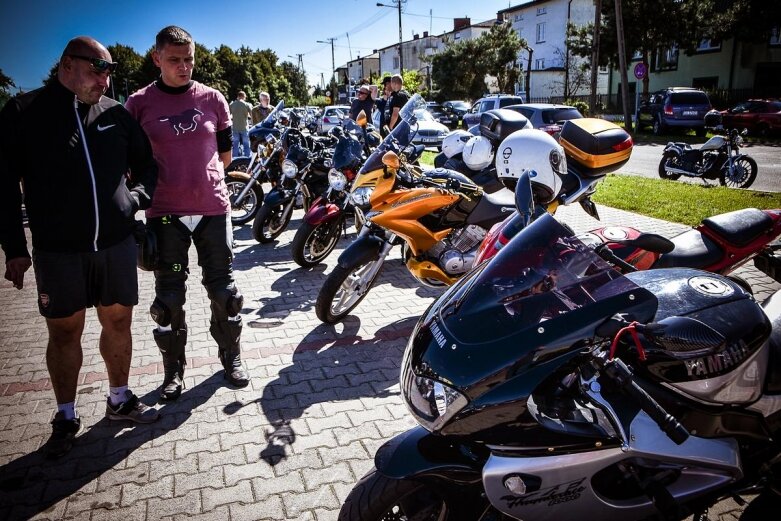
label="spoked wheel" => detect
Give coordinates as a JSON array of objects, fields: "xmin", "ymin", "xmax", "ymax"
[
  {"xmin": 252, "ymin": 201, "xmax": 294, "ymax": 243},
  {"xmin": 719, "ymin": 156, "xmax": 758, "ymax": 189},
  {"xmin": 316, "ymin": 255, "xmax": 384, "ymax": 323},
  {"xmin": 658, "ymin": 153, "xmax": 682, "ymax": 180},
  {"xmin": 339, "ymin": 469, "xmax": 455, "ymax": 521},
  {"xmin": 226, "ymin": 175, "xmax": 263, "ymax": 226},
  {"xmin": 291, "ymin": 218, "xmax": 343, "ymax": 268}
]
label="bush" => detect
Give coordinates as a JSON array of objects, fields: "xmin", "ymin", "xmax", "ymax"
[
  {"xmin": 566, "ymin": 98, "xmax": 590, "ymax": 116},
  {"xmin": 308, "ymin": 95, "xmax": 330, "ymax": 108}
]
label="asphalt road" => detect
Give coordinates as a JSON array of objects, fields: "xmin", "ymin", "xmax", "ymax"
[{"xmin": 619, "ymin": 141, "xmax": 781, "ymax": 192}]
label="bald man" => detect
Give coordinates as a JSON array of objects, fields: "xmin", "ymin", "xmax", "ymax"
[{"xmin": 0, "ymin": 36, "xmax": 160, "ymax": 458}]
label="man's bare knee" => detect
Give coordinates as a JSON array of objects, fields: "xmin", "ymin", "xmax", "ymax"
[{"xmin": 97, "ymin": 304, "xmax": 133, "ymax": 333}]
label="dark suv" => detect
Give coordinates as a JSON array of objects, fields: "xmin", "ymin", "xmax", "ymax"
[{"xmin": 636, "ymin": 87, "xmax": 712, "ymax": 137}]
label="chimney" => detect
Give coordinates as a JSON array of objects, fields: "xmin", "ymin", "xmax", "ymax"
[
  {"xmin": 454, "ymin": 17, "xmax": 470, "ymax": 31},
  {"xmin": 423, "ymin": 31, "xmax": 428, "ymax": 37},
  {"xmin": 413, "ymin": 34, "xmax": 419, "ymax": 40}
]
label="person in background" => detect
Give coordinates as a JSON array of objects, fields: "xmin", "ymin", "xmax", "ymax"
[
  {"xmin": 229, "ymin": 90, "xmax": 252, "ymax": 157},
  {"xmin": 125, "ymin": 25, "xmax": 250, "ymax": 403},
  {"xmin": 387, "ymin": 73, "xmax": 410, "ymax": 131},
  {"xmin": 251, "ymin": 91, "xmax": 272, "ymax": 125},
  {"xmin": 375, "ymin": 76, "xmax": 392, "ymax": 131},
  {"xmin": 0, "ymin": 36, "xmax": 160, "ymax": 458},
  {"xmin": 349, "ymin": 84, "xmax": 374, "ymax": 122}
]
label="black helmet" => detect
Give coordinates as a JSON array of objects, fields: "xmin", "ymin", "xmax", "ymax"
[{"xmin": 704, "ymin": 109, "xmax": 722, "ymax": 129}]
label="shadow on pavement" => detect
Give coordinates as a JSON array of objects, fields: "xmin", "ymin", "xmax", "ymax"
[
  {"xmin": 0, "ymin": 374, "xmax": 227, "ymax": 520},
  {"xmin": 222, "ymin": 316, "xmax": 419, "ymax": 466}
]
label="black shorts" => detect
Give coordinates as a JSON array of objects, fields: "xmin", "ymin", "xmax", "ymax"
[{"xmin": 32, "ymin": 235, "xmax": 139, "ymax": 318}]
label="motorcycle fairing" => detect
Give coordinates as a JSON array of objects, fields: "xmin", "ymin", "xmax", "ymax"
[{"xmin": 262, "ymin": 187, "xmax": 294, "ymax": 207}]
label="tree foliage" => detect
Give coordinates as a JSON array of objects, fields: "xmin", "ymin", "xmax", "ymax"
[
  {"xmin": 0, "ymin": 68, "xmax": 15, "ymax": 108},
  {"xmin": 430, "ymin": 23, "xmax": 523, "ymax": 101}
]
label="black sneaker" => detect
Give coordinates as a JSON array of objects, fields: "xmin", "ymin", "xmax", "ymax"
[
  {"xmin": 105, "ymin": 390, "xmax": 160, "ymax": 423},
  {"xmin": 45, "ymin": 412, "xmax": 82, "ymax": 459}
]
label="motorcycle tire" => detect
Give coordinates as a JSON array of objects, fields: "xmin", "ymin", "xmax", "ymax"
[
  {"xmin": 338, "ymin": 468, "xmax": 454, "ymax": 521},
  {"xmin": 658, "ymin": 153, "xmax": 682, "ymax": 181},
  {"xmin": 291, "ymin": 218, "xmax": 343, "ymax": 268},
  {"xmin": 719, "ymin": 156, "xmax": 758, "ymax": 189},
  {"xmin": 315, "ymin": 255, "xmax": 384, "ymax": 323},
  {"xmin": 653, "ymin": 115, "xmax": 666, "ymax": 136},
  {"xmin": 226, "ymin": 157, "xmax": 250, "ymax": 173},
  {"xmin": 226, "ymin": 173, "xmax": 263, "ymax": 226},
  {"xmin": 739, "ymin": 492, "xmax": 781, "ymax": 521},
  {"xmin": 252, "ymin": 202, "xmax": 294, "ymax": 243}
]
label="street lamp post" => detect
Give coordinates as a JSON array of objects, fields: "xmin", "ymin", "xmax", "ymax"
[
  {"xmin": 377, "ymin": 0, "xmax": 404, "ymax": 75},
  {"xmin": 317, "ymin": 38, "xmax": 336, "ymax": 83}
]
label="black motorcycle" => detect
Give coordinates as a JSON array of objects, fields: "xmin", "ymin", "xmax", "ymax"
[
  {"xmin": 251, "ymin": 129, "xmax": 331, "ymax": 243},
  {"xmin": 658, "ymin": 126, "xmax": 758, "ymax": 189},
  {"xmin": 338, "ymin": 174, "xmax": 781, "ymax": 521}
]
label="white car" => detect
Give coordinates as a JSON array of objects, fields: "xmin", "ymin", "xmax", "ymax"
[
  {"xmin": 317, "ymin": 105, "xmax": 351, "ymax": 135},
  {"xmin": 411, "ymin": 109, "xmax": 449, "ymax": 150}
]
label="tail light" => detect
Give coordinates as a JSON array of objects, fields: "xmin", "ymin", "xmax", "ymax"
[
  {"xmin": 539, "ymin": 124, "xmax": 561, "ymax": 136},
  {"xmin": 664, "ymin": 104, "xmax": 673, "ymax": 116},
  {"xmin": 612, "ymin": 136, "xmax": 634, "ymax": 152},
  {"xmin": 324, "ymin": 117, "xmax": 332, "ymax": 123}
]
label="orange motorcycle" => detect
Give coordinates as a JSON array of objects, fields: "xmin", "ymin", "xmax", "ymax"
[{"xmin": 315, "ymin": 95, "xmax": 517, "ymax": 323}]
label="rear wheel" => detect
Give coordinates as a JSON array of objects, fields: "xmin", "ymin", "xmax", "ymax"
[
  {"xmin": 252, "ymin": 201, "xmax": 294, "ymax": 243},
  {"xmin": 315, "ymin": 255, "xmax": 384, "ymax": 323},
  {"xmin": 719, "ymin": 156, "xmax": 758, "ymax": 189},
  {"xmin": 653, "ymin": 115, "xmax": 666, "ymax": 136},
  {"xmin": 658, "ymin": 153, "xmax": 682, "ymax": 180},
  {"xmin": 739, "ymin": 492, "xmax": 781, "ymax": 521},
  {"xmin": 226, "ymin": 174, "xmax": 263, "ymax": 226},
  {"xmin": 291, "ymin": 218, "xmax": 343, "ymax": 268}
]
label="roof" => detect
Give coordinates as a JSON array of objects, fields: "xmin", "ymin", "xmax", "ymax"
[{"xmin": 498, "ymin": 0, "xmax": 552, "ymax": 17}]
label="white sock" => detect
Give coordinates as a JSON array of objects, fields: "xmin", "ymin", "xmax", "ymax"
[
  {"xmin": 57, "ymin": 402, "xmax": 76, "ymax": 420},
  {"xmin": 109, "ymin": 385, "xmax": 129, "ymax": 406}
]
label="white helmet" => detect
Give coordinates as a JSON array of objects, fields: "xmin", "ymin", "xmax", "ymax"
[
  {"xmin": 495, "ymin": 129, "xmax": 567, "ymax": 204},
  {"xmin": 441, "ymin": 130, "xmax": 472, "ymax": 158},
  {"xmin": 462, "ymin": 135, "xmax": 495, "ymax": 171}
]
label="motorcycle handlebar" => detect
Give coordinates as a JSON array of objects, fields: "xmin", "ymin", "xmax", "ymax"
[{"xmin": 601, "ymin": 357, "xmax": 689, "ymax": 445}]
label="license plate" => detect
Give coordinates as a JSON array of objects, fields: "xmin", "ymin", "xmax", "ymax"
[
  {"xmin": 683, "ymin": 110, "xmax": 697, "ymax": 116},
  {"xmin": 423, "ymin": 138, "xmax": 437, "ymax": 143}
]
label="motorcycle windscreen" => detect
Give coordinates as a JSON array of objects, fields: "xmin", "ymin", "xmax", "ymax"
[
  {"xmin": 437, "ymin": 214, "xmax": 644, "ymax": 345},
  {"xmin": 332, "ymin": 136, "xmax": 364, "ymax": 170},
  {"xmin": 357, "ymin": 93, "xmax": 427, "ymax": 175}
]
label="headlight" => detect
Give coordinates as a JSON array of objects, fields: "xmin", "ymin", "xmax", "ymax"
[
  {"xmin": 350, "ymin": 186, "xmax": 373, "ymax": 207},
  {"xmin": 734, "ymin": 135, "xmax": 743, "ymax": 147},
  {"xmin": 282, "ymin": 159, "xmax": 298, "ymax": 178},
  {"xmin": 328, "ymin": 169, "xmax": 347, "ymax": 191},
  {"xmin": 402, "ymin": 371, "xmax": 468, "ymax": 433}
]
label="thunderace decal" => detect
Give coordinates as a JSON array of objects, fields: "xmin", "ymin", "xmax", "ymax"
[
  {"xmin": 158, "ymin": 108, "xmax": 204, "ymax": 135},
  {"xmin": 685, "ymin": 340, "xmax": 750, "ymax": 377},
  {"xmin": 502, "ymin": 477, "xmax": 586, "ymax": 508}
]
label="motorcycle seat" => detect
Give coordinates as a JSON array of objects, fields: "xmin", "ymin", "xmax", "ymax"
[
  {"xmin": 702, "ymin": 208, "xmax": 773, "ymax": 247},
  {"xmin": 467, "ymin": 188, "xmax": 516, "ymax": 228},
  {"xmin": 652, "ymin": 229, "xmax": 723, "ymax": 270}
]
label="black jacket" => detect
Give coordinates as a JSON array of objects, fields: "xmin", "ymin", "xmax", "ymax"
[{"xmin": 0, "ymin": 80, "xmax": 157, "ymax": 258}]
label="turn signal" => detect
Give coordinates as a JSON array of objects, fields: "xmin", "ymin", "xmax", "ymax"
[
  {"xmin": 612, "ymin": 136, "xmax": 634, "ymax": 152},
  {"xmin": 382, "ymin": 151, "xmax": 400, "ymax": 169}
]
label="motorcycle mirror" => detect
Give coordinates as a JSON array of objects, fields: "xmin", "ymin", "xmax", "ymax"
[
  {"xmin": 356, "ymin": 110, "xmax": 368, "ymax": 127},
  {"xmin": 382, "ymin": 151, "xmax": 401, "ymax": 170},
  {"xmin": 615, "ymin": 233, "xmax": 675, "ymax": 254},
  {"xmin": 514, "ymin": 170, "xmax": 534, "ymax": 228}
]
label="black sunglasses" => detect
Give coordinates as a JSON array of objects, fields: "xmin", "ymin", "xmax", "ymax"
[{"xmin": 67, "ymin": 54, "xmax": 118, "ymax": 74}]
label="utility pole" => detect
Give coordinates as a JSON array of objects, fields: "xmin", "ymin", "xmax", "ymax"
[
  {"xmin": 614, "ymin": 0, "xmax": 632, "ymax": 132},
  {"xmin": 590, "ymin": 0, "xmax": 601, "ymax": 115},
  {"xmin": 317, "ymin": 38, "xmax": 337, "ymax": 83},
  {"xmin": 377, "ymin": 0, "xmax": 405, "ymax": 75}
]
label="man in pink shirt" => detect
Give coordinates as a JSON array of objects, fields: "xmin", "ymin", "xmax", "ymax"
[{"xmin": 126, "ymin": 26, "xmax": 250, "ymax": 401}]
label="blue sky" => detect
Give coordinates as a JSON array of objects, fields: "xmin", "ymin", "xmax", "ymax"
[{"xmin": 1, "ymin": 0, "xmax": 513, "ymax": 92}]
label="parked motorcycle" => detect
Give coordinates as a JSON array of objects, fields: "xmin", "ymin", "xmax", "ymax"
[
  {"xmin": 251, "ymin": 127, "xmax": 332, "ymax": 243},
  {"xmin": 658, "ymin": 111, "xmax": 758, "ymax": 189},
  {"xmin": 225, "ymin": 101, "xmax": 285, "ymax": 225},
  {"xmin": 315, "ymin": 95, "xmax": 518, "ymax": 324},
  {"xmin": 338, "ymin": 172, "xmax": 781, "ymax": 521},
  {"xmin": 290, "ymin": 118, "xmax": 371, "ymax": 267}
]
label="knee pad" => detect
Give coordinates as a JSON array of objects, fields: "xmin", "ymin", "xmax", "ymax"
[
  {"xmin": 150, "ymin": 297, "xmax": 185, "ymax": 328},
  {"xmin": 210, "ymin": 286, "xmax": 244, "ymax": 319}
]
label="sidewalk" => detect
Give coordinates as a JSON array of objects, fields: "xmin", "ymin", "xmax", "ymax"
[{"xmin": 0, "ymin": 204, "xmax": 776, "ymax": 520}]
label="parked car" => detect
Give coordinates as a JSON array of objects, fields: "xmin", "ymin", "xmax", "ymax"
[
  {"xmin": 443, "ymin": 100, "xmax": 471, "ymax": 121},
  {"xmin": 636, "ymin": 87, "xmax": 712, "ymax": 137},
  {"xmin": 317, "ymin": 105, "xmax": 350, "ymax": 135},
  {"xmin": 720, "ymin": 99, "xmax": 781, "ymax": 137},
  {"xmin": 505, "ymin": 103, "xmax": 584, "ymax": 136},
  {"xmin": 426, "ymin": 102, "xmax": 457, "ymax": 127},
  {"xmin": 411, "ymin": 109, "xmax": 449, "ymax": 149},
  {"xmin": 462, "ymin": 94, "xmax": 525, "ymax": 128}
]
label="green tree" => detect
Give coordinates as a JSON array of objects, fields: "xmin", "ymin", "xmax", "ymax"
[
  {"xmin": 0, "ymin": 68, "xmax": 15, "ymax": 108},
  {"xmin": 106, "ymin": 44, "xmax": 144, "ymax": 101}
]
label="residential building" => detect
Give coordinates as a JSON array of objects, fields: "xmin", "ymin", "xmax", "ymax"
[{"xmin": 347, "ymin": 53, "xmax": 380, "ymax": 84}]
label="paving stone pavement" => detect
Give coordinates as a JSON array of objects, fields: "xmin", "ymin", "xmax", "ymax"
[{"xmin": 0, "ymin": 203, "xmax": 777, "ymax": 521}]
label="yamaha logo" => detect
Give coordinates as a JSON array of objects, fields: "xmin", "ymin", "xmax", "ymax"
[{"xmin": 688, "ymin": 276, "xmax": 734, "ymax": 297}]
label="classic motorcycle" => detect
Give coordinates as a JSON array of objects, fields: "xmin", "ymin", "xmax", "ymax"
[
  {"xmin": 338, "ymin": 173, "xmax": 781, "ymax": 521},
  {"xmin": 290, "ymin": 118, "xmax": 371, "ymax": 267},
  {"xmin": 658, "ymin": 124, "xmax": 758, "ymax": 189},
  {"xmin": 225, "ymin": 101, "xmax": 285, "ymax": 225},
  {"xmin": 315, "ymin": 95, "xmax": 518, "ymax": 324},
  {"xmin": 251, "ymin": 128, "xmax": 332, "ymax": 243}
]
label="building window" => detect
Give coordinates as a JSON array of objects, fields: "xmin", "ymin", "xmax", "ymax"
[
  {"xmin": 514, "ymin": 13, "xmax": 523, "ymax": 21},
  {"xmin": 693, "ymin": 76, "xmax": 718, "ymax": 90},
  {"xmin": 771, "ymin": 26, "xmax": 781, "ymax": 47},
  {"xmin": 598, "ymin": 65, "xmax": 609, "ymax": 74},
  {"xmin": 535, "ymin": 58, "xmax": 545, "ymax": 70},
  {"xmin": 631, "ymin": 49, "xmax": 643, "ymax": 62},
  {"xmin": 536, "ymin": 22, "xmax": 545, "ymax": 43},
  {"xmin": 653, "ymin": 45, "xmax": 678, "ymax": 72},
  {"xmin": 696, "ymin": 39, "xmax": 721, "ymax": 52},
  {"xmin": 537, "ymin": 7, "xmax": 546, "ymax": 15},
  {"xmin": 393, "ymin": 56, "xmax": 399, "ymax": 69}
]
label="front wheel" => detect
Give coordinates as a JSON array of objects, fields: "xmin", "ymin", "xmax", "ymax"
[
  {"xmin": 316, "ymin": 255, "xmax": 384, "ymax": 323},
  {"xmin": 252, "ymin": 201, "xmax": 294, "ymax": 243},
  {"xmin": 226, "ymin": 174, "xmax": 263, "ymax": 225},
  {"xmin": 720, "ymin": 156, "xmax": 758, "ymax": 189},
  {"xmin": 653, "ymin": 115, "xmax": 666, "ymax": 136},
  {"xmin": 291, "ymin": 218, "xmax": 343, "ymax": 268},
  {"xmin": 338, "ymin": 468, "xmax": 455, "ymax": 521},
  {"xmin": 658, "ymin": 153, "xmax": 682, "ymax": 180}
]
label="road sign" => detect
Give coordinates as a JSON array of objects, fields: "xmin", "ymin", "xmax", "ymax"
[{"xmin": 634, "ymin": 62, "xmax": 648, "ymax": 80}]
